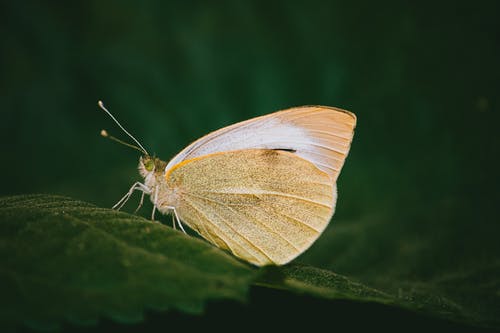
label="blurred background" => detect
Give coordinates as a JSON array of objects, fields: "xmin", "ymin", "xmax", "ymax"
[{"xmin": 1, "ymin": 0, "xmax": 499, "ymax": 322}]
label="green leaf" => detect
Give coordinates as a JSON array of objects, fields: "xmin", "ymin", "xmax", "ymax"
[
  {"xmin": 261, "ymin": 264, "xmax": 475, "ymax": 326},
  {"xmin": 1, "ymin": 195, "xmax": 498, "ymax": 331},
  {"xmin": 261, "ymin": 264, "xmax": 393, "ymax": 303},
  {"xmin": 262, "ymin": 215, "xmax": 500, "ymax": 331},
  {"xmin": 0, "ymin": 195, "xmax": 257, "ymax": 331}
]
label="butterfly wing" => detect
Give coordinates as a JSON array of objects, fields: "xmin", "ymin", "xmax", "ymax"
[
  {"xmin": 165, "ymin": 106, "xmax": 356, "ymax": 182},
  {"xmin": 164, "ymin": 149, "xmax": 335, "ymax": 266}
]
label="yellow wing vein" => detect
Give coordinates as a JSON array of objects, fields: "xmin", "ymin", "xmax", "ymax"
[
  {"xmin": 219, "ymin": 203, "xmax": 302, "ymax": 253},
  {"xmin": 262, "ymin": 197, "xmax": 332, "ymax": 220},
  {"xmin": 190, "ymin": 191, "xmax": 329, "ymax": 231},
  {"xmin": 180, "ymin": 199, "xmax": 235, "ymax": 252},
  {"xmin": 197, "ymin": 190, "xmax": 331, "ymax": 209},
  {"xmin": 185, "ymin": 192, "xmax": 302, "ymax": 253},
  {"xmin": 182, "ymin": 197, "xmax": 264, "ymax": 263},
  {"xmin": 261, "ymin": 199, "xmax": 331, "ymax": 220},
  {"xmin": 183, "ymin": 195, "xmax": 274, "ymax": 262},
  {"xmin": 260, "ymin": 203, "xmax": 322, "ymax": 233},
  {"xmin": 183, "ymin": 205, "xmax": 219, "ymax": 246}
]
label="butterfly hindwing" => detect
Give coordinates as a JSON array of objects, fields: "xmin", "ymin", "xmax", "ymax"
[{"xmin": 163, "ymin": 149, "xmax": 335, "ymax": 266}]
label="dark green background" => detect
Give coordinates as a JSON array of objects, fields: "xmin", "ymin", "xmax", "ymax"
[{"xmin": 1, "ymin": 0, "xmax": 499, "ymax": 329}]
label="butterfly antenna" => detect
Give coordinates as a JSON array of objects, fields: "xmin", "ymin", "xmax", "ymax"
[
  {"xmin": 100, "ymin": 129, "xmax": 146, "ymax": 154},
  {"xmin": 98, "ymin": 101, "xmax": 149, "ymax": 155}
]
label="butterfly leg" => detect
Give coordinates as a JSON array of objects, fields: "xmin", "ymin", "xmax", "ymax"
[
  {"xmin": 162, "ymin": 206, "xmax": 185, "ymax": 233},
  {"xmin": 115, "ymin": 182, "xmax": 148, "ymax": 210},
  {"xmin": 171, "ymin": 213, "xmax": 176, "ymax": 230},
  {"xmin": 151, "ymin": 187, "xmax": 159, "ymax": 221},
  {"xmin": 173, "ymin": 208, "xmax": 187, "ymax": 234},
  {"xmin": 113, "ymin": 183, "xmax": 137, "ymax": 209},
  {"xmin": 134, "ymin": 191, "xmax": 145, "ymax": 213},
  {"xmin": 113, "ymin": 182, "xmax": 150, "ymax": 210},
  {"xmin": 151, "ymin": 205, "xmax": 157, "ymax": 220}
]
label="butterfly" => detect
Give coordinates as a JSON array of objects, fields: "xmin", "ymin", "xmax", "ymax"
[{"xmin": 99, "ymin": 102, "xmax": 356, "ymax": 266}]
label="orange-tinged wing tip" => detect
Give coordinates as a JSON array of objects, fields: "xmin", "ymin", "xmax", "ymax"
[
  {"xmin": 341, "ymin": 109, "xmax": 357, "ymax": 123},
  {"xmin": 324, "ymin": 106, "xmax": 357, "ymax": 126},
  {"xmin": 338, "ymin": 109, "xmax": 357, "ymax": 128},
  {"xmin": 296, "ymin": 105, "xmax": 357, "ymax": 127}
]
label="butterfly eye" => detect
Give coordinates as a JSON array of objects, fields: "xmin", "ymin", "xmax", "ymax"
[{"xmin": 144, "ymin": 159, "xmax": 154, "ymax": 172}]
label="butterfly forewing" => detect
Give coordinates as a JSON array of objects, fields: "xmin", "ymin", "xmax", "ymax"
[{"xmin": 165, "ymin": 106, "xmax": 356, "ymax": 182}]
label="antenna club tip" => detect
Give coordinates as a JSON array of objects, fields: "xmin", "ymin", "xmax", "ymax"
[
  {"xmin": 100, "ymin": 129, "xmax": 109, "ymax": 137},
  {"xmin": 98, "ymin": 100, "xmax": 104, "ymax": 107}
]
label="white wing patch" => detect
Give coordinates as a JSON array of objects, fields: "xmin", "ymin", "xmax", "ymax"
[{"xmin": 177, "ymin": 119, "xmax": 305, "ymax": 158}]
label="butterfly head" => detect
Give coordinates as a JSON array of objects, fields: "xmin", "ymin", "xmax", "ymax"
[{"xmin": 139, "ymin": 155, "xmax": 167, "ymax": 181}]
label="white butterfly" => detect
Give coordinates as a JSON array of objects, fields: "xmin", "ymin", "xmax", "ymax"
[{"xmin": 100, "ymin": 102, "xmax": 356, "ymax": 266}]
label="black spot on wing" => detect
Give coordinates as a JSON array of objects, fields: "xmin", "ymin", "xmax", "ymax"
[
  {"xmin": 271, "ymin": 148, "xmax": 297, "ymax": 153},
  {"xmin": 259, "ymin": 148, "xmax": 297, "ymax": 166}
]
